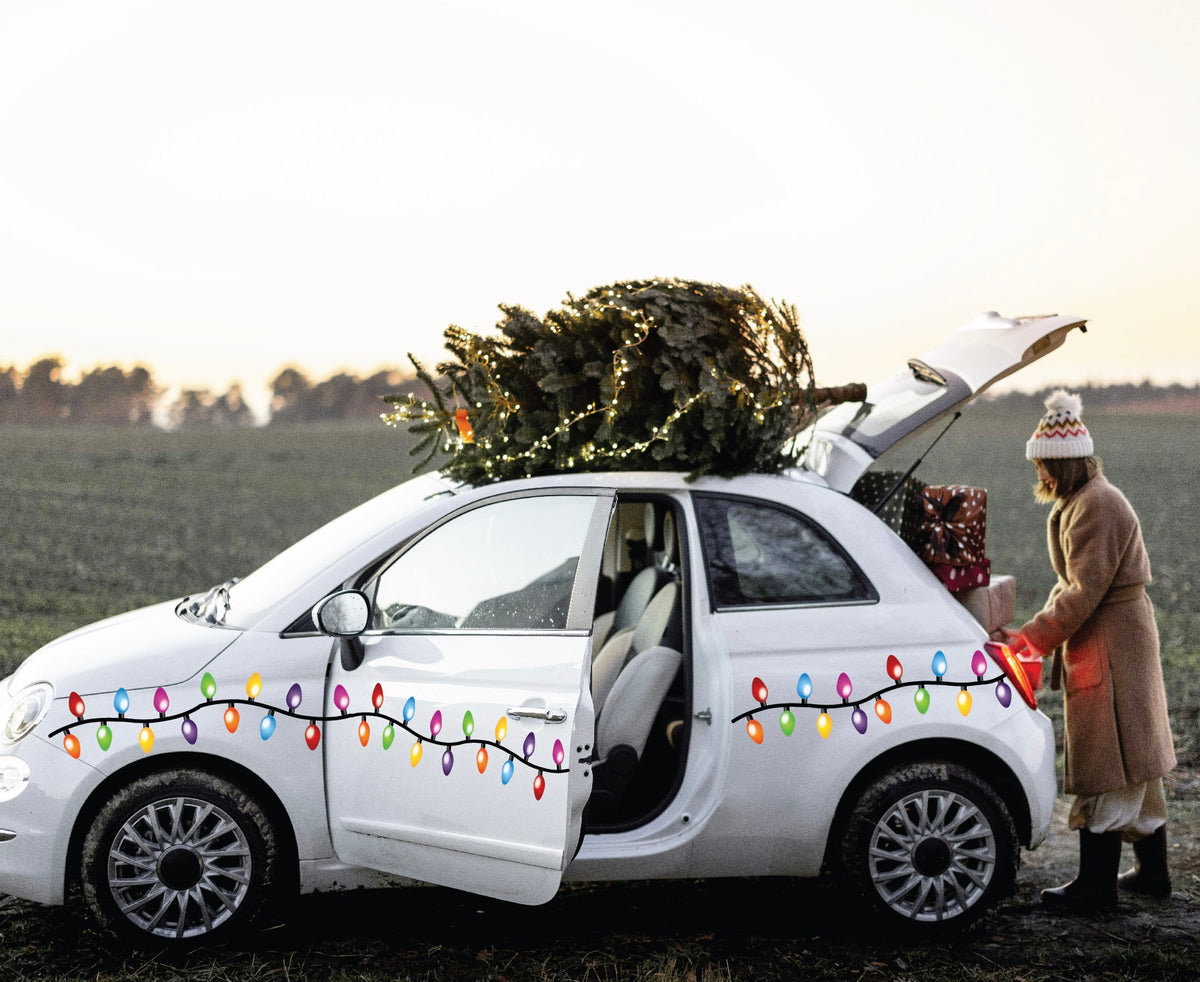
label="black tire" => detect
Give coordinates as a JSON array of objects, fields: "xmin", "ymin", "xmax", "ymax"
[
  {"xmin": 840, "ymin": 760, "xmax": 1017, "ymax": 934},
  {"xmin": 80, "ymin": 770, "xmax": 280, "ymax": 947}
]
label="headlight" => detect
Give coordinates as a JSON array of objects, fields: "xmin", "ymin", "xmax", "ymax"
[{"xmin": 0, "ymin": 682, "xmax": 55, "ymax": 745}]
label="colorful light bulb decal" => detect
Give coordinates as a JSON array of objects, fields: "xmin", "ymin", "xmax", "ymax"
[
  {"xmin": 886, "ymin": 655, "xmax": 904, "ymax": 682},
  {"xmin": 796, "ymin": 674, "xmax": 813, "ymax": 703},
  {"xmin": 874, "ymin": 698, "xmax": 892, "ymax": 724},
  {"xmin": 779, "ymin": 709, "xmax": 796, "ymax": 736},
  {"xmin": 931, "ymin": 650, "xmax": 948, "ymax": 681},
  {"xmin": 836, "ymin": 673, "xmax": 853, "ymax": 702},
  {"xmin": 63, "ymin": 732, "xmax": 81, "ymax": 759},
  {"xmin": 957, "ymin": 688, "xmax": 973, "ymax": 716},
  {"xmin": 816, "ymin": 711, "xmax": 833, "ymax": 739},
  {"xmin": 851, "ymin": 706, "xmax": 868, "ymax": 735},
  {"xmin": 914, "ymin": 686, "xmax": 931, "ymax": 715},
  {"xmin": 68, "ymin": 692, "xmax": 86, "ymax": 719},
  {"xmin": 995, "ymin": 679, "xmax": 1012, "ymax": 708},
  {"xmin": 746, "ymin": 718, "xmax": 764, "ymax": 744},
  {"xmin": 51, "ymin": 677, "xmax": 571, "ymax": 803},
  {"xmin": 533, "ymin": 773, "xmax": 546, "ymax": 801},
  {"xmin": 751, "ymin": 677, "xmax": 769, "ymax": 704},
  {"xmin": 971, "ymin": 649, "xmax": 988, "ymax": 679}
]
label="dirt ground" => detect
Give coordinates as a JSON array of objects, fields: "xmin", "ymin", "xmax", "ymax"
[{"xmin": 974, "ymin": 775, "xmax": 1200, "ymax": 962}]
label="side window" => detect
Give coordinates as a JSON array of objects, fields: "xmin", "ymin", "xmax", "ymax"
[
  {"xmin": 371, "ymin": 495, "xmax": 596, "ymax": 632},
  {"xmin": 694, "ymin": 494, "xmax": 873, "ymax": 608}
]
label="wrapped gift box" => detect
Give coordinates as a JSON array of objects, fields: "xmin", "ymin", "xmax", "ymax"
[
  {"xmin": 953, "ymin": 572, "xmax": 1014, "ymax": 633},
  {"xmin": 917, "ymin": 485, "xmax": 987, "ymax": 567},
  {"xmin": 930, "ymin": 558, "xmax": 991, "ymax": 593}
]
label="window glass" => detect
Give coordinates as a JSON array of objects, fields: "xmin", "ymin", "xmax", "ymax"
[
  {"xmin": 371, "ymin": 495, "xmax": 595, "ymax": 632},
  {"xmin": 694, "ymin": 495, "xmax": 872, "ymax": 607}
]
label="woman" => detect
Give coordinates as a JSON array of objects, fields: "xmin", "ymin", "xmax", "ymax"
[{"xmin": 1005, "ymin": 391, "xmax": 1176, "ymax": 912}]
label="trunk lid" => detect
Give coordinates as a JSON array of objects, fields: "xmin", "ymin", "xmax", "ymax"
[{"xmin": 798, "ymin": 311, "xmax": 1087, "ymax": 492}]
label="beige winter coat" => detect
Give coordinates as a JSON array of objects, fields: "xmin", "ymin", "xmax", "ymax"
[{"xmin": 1021, "ymin": 469, "xmax": 1176, "ymax": 796}]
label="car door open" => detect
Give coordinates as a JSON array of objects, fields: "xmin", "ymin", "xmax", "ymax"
[{"xmin": 321, "ymin": 490, "xmax": 613, "ymax": 905}]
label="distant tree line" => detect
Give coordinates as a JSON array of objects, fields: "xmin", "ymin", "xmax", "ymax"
[
  {"xmin": 0, "ymin": 356, "xmax": 427, "ymax": 427},
  {"xmin": 0, "ymin": 355, "xmax": 1195, "ymax": 427}
]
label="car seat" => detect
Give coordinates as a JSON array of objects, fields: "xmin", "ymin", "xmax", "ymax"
[{"xmin": 593, "ymin": 504, "xmax": 678, "ymax": 649}]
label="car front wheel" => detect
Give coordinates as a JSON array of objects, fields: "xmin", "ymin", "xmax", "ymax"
[
  {"xmin": 80, "ymin": 770, "xmax": 280, "ymax": 946},
  {"xmin": 841, "ymin": 760, "xmax": 1017, "ymax": 932}
]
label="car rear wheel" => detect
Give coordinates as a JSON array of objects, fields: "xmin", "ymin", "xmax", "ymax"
[
  {"xmin": 841, "ymin": 761, "xmax": 1017, "ymax": 932},
  {"xmin": 80, "ymin": 771, "xmax": 280, "ymax": 946}
]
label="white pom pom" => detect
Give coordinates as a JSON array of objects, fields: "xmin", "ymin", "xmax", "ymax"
[{"xmin": 1044, "ymin": 389, "xmax": 1082, "ymax": 417}]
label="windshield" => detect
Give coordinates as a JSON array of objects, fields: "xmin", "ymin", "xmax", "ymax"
[{"xmin": 217, "ymin": 473, "xmax": 456, "ymax": 627}]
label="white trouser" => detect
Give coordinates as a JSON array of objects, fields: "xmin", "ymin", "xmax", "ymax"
[{"xmin": 1068, "ymin": 778, "xmax": 1167, "ymax": 841}]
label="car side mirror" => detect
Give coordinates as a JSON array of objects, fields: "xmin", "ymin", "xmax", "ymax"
[{"xmin": 312, "ymin": 590, "xmax": 370, "ymax": 637}]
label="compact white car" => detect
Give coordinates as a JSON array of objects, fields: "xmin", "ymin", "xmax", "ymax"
[{"xmin": 0, "ymin": 313, "xmax": 1084, "ymax": 946}]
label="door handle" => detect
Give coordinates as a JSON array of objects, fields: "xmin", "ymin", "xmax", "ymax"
[{"xmin": 507, "ymin": 707, "xmax": 568, "ymax": 723}]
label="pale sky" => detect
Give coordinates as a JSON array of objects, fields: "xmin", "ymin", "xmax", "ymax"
[{"xmin": 3, "ymin": 0, "xmax": 1198, "ymax": 419}]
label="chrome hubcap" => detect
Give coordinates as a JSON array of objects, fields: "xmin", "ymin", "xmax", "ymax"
[
  {"xmin": 867, "ymin": 788, "xmax": 997, "ymax": 922},
  {"xmin": 106, "ymin": 796, "xmax": 253, "ymax": 939}
]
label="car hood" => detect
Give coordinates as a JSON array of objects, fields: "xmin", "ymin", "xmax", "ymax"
[
  {"xmin": 9, "ymin": 600, "xmax": 240, "ymax": 697},
  {"xmin": 797, "ymin": 311, "xmax": 1087, "ymax": 492}
]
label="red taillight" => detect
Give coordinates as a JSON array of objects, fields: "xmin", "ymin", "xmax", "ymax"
[{"xmin": 984, "ymin": 640, "xmax": 1039, "ymax": 709}]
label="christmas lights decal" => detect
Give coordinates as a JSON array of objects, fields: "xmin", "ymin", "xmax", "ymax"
[
  {"xmin": 732, "ymin": 650, "xmax": 1018, "ymax": 741},
  {"xmin": 51, "ymin": 676, "xmax": 566, "ymax": 801}
]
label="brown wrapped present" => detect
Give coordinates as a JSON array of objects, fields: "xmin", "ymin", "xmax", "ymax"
[{"xmin": 917, "ymin": 485, "xmax": 987, "ymax": 567}]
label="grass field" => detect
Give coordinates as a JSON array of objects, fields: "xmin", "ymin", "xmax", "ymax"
[{"xmin": 1, "ymin": 409, "xmax": 1198, "ymax": 980}]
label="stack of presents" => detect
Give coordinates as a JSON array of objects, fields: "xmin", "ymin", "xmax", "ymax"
[{"xmin": 853, "ymin": 473, "xmax": 1016, "ymax": 635}]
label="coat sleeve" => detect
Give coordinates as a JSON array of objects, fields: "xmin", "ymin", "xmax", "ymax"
[{"xmin": 1020, "ymin": 488, "xmax": 1138, "ymax": 655}]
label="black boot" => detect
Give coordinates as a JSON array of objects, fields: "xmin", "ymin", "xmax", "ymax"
[
  {"xmin": 1041, "ymin": 829, "xmax": 1121, "ymax": 912},
  {"xmin": 1118, "ymin": 825, "xmax": 1172, "ymax": 897}
]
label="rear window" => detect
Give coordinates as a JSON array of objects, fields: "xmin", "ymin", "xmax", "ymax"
[{"xmin": 693, "ymin": 494, "xmax": 874, "ymax": 608}]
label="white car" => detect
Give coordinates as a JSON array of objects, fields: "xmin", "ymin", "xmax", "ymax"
[{"xmin": 0, "ymin": 312, "xmax": 1084, "ymax": 945}]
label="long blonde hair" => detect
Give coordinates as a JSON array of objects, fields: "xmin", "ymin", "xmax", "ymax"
[{"xmin": 1033, "ymin": 456, "xmax": 1101, "ymax": 503}]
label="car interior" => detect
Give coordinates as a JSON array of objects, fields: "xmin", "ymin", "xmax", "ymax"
[{"xmin": 586, "ymin": 497, "xmax": 690, "ymax": 829}]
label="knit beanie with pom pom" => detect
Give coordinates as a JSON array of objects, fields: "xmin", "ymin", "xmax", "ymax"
[{"xmin": 1025, "ymin": 389, "xmax": 1094, "ymax": 460}]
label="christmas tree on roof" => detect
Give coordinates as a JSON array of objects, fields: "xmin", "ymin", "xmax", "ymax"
[{"xmin": 384, "ymin": 277, "xmax": 860, "ymax": 484}]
